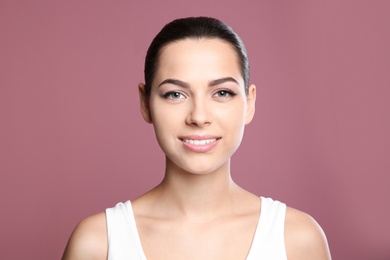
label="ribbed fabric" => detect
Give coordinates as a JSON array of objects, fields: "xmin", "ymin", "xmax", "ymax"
[
  {"xmin": 106, "ymin": 197, "xmax": 287, "ymax": 260},
  {"xmin": 246, "ymin": 197, "xmax": 287, "ymax": 260},
  {"xmin": 106, "ymin": 201, "xmax": 147, "ymax": 260}
]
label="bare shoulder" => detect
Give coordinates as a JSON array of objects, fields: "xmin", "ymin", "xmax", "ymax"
[
  {"xmin": 62, "ymin": 212, "xmax": 107, "ymax": 260},
  {"xmin": 284, "ymin": 207, "xmax": 331, "ymax": 260}
]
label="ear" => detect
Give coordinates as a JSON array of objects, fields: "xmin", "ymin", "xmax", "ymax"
[
  {"xmin": 138, "ymin": 83, "xmax": 152, "ymax": 124},
  {"xmin": 245, "ymin": 84, "xmax": 256, "ymax": 125}
]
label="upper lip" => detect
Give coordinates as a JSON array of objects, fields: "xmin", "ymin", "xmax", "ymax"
[{"xmin": 179, "ymin": 135, "xmax": 221, "ymax": 140}]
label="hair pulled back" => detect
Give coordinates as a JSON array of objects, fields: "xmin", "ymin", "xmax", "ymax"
[{"xmin": 144, "ymin": 17, "xmax": 250, "ymax": 96}]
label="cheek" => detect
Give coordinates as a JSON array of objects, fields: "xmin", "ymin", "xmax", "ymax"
[
  {"xmin": 220, "ymin": 100, "xmax": 246, "ymax": 125},
  {"xmin": 150, "ymin": 102, "xmax": 183, "ymax": 140},
  {"xmin": 222, "ymin": 102, "xmax": 247, "ymax": 141}
]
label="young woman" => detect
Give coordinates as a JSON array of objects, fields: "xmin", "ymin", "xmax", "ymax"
[{"xmin": 63, "ymin": 17, "xmax": 331, "ymax": 259}]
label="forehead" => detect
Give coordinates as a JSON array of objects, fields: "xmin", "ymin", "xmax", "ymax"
[{"xmin": 155, "ymin": 38, "xmax": 243, "ymax": 85}]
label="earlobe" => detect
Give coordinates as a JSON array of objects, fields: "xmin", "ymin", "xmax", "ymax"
[
  {"xmin": 138, "ymin": 83, "xmax": 153, "ymax": 124},
  {"xmin": 245, "ymin": 84, "xmax": 256, "ymax": 125}
]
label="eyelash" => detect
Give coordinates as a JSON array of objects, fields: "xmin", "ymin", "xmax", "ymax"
[
  {"xmin": 161, "ymin": 90, "xmax": 237, "ymax": 100},
  {"xmin": 162, "ymin": 91, "xmax": 185, "ymax": 99},
  {"xmin": 213, "ymin": 90, "xmax": 236, "ymax": 98}
]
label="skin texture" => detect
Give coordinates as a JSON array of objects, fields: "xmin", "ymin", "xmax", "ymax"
[{"xmin": 62, "ymin": 39, "xmax": 331, "ymax": 259}]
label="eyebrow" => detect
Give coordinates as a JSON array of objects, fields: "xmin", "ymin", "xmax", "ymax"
[
  {"xmin": 158, "ymin": 79, "xmax": 190, "ymax": 88},
  {"xmin": 209, "ymin": 77, "xmax": 239, "ymax": 87},
  {"xmin": 158, "ymin": 77, "xmax": 239, "ymax": 88}
]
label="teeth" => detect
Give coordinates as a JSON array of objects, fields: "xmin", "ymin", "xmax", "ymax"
[{"xmin": 183, "ymin": 139, "xmax": 217, "ymax": 145}]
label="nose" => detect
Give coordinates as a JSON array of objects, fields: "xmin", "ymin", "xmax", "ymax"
[{"xmin": 185, "ymin": 97, "xmax": 212, "ymax": 127}]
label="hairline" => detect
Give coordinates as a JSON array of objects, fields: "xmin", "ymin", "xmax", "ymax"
[{"xmin": 150, "ymin": 36, "xmax": 247, "ymax": 94}]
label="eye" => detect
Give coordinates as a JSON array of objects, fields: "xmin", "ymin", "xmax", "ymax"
[
  {"xmin": 163, "ymin": 91, "xmax": 186, "ymax": 100},
  {"xmin": 213, "ymin": 90, "xmax": 236, "ymax": 98}
]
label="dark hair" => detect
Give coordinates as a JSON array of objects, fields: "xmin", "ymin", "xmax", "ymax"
[{"xmin": 144, "ymin": 17, "xmax": 250, "ymax": 96}]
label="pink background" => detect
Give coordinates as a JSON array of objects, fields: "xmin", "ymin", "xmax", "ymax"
[{"xmin": 1, "ymin": 1, "xmax": 389, "ymax": 259}]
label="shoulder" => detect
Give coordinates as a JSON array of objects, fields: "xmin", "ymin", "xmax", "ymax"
[
  {"xmin": 62, "ymin": 212, "xmax": 107, "ymax": 260},
  {"xmin": 284, "ymin": 207, "xmax": 331, "ymax": 260}
]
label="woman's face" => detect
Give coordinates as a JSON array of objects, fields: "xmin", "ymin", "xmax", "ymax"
[{"xmin": 139, "ymin": 38, "xmax": 256, "ymax": 175}]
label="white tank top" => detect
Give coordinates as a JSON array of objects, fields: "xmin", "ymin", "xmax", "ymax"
[{"xmin": 106, "ymin": 197, "xmax": 287, "ymax": 259}]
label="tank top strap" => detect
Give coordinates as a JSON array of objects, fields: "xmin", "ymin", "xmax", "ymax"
[
  {"xmin": 106, "ymin": 198, "xmax": 286, "ymax": 260},
  {"xmin": 246, "ymin": 197, "xmax": 287, "ymax": 260},
  {"xmin": 106, "ymin": 201, "xmax": 146, "ymax": 260}
]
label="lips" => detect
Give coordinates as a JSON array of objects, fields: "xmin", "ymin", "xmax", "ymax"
[
  {"xmin": 179, "ymin": 136, "xmax": 221, "ymax": 152},
  {"xmin": 182, "ymin": 138, "xmax": 217, "ymax": 145}
]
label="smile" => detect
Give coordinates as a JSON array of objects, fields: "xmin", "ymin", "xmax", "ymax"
[
  {"xmin": 182, "ymin": 138, "xmax": 217, "ymax": 145},
  {"xmin": 179, "ymin": 137, "xmax": 221, "ymax": 152}
]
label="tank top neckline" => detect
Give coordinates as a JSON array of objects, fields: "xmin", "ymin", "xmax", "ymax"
[{"xmin": 124, "ymin": 196, "xmax": 266, "ymax": 259}]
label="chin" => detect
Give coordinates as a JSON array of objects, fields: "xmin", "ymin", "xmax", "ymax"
[
  {"xmin": 176, "ymin": 160, "xmax": 229, "ymax": 176},
  {"xmin": 184, "ymin": 168, "xmax": 218, "ymax": 175},
  {"xmin": 165, "ymin": 152, "xmax": 231, "ymax": 176}
]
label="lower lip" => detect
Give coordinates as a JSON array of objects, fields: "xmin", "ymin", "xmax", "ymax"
[{"xmin": 180, "ymin": 139, "xmax": 220, "ymax": 153}]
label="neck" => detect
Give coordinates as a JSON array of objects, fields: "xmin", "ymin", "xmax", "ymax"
[{"xmin": 153, "ymin": 157, "xmax": 240, "ymax": 220}]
